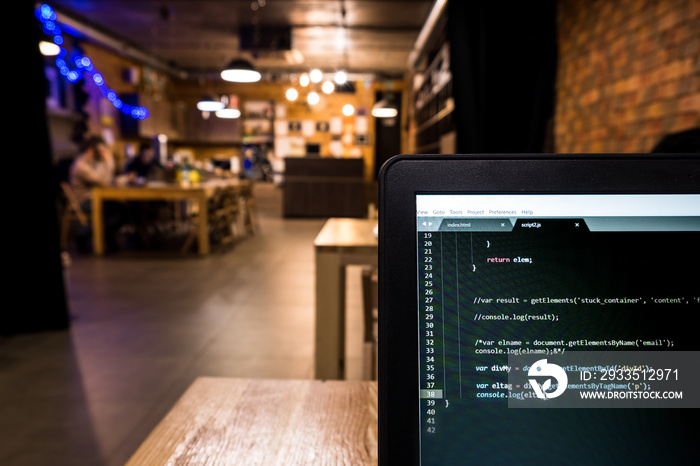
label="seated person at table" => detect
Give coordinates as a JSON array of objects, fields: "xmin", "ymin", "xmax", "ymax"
[
  {"xmin": 69, "ymin": 136, "xmax": 127, "ymax": 251},
  {"xmin": 70, "ymin": 136, "xmax": 115, "ymax": 204},
  {"xmin": 124, "ymin": 142, "xmax": 171, "ymax": 242},
  {"xmin": 125, "ymin": 141, "xmax": 164, "ymax": 182}
]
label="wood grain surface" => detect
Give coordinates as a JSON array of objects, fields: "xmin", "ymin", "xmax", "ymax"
[
  {"xmin": 313, "ymin": 218, "xmax": 378, "ymax": 250},
  {"xmin": 125, "ymin": 377, "xmax": 378, "ymax": 465}
]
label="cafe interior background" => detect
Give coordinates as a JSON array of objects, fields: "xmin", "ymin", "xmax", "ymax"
[{"xmin": 6, "ymin": 0, "xmax": 700, "ymax": 464}]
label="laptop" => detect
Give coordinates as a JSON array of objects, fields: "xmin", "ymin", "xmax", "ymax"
[{"xmin": 377, "ymin": 154, "xmax": 700, "ymax": 465}]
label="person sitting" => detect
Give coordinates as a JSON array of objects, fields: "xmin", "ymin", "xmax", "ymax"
[
  {"xmin": 124, "ymin": 142, "xmax": 170, "ymax": 247},
  {"xmin": 125, "ymin": 141, "xmax": 164, "ymax": 182},
  {"xmin": 70, "ymin": 135, "xmax": 115, "ymax": 205},
  {"xmin": 69, "ymin": 136, "xmax": 126, "ymax": 252}
]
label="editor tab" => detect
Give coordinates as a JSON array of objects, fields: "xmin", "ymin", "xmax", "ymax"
[{"xmin": 438, "ymin": 218, "xmax": 515, "ymax": 232}]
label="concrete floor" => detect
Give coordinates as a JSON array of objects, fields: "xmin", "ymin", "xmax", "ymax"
[{"xmin": 0, "ymin": 183, "xmax": 368, "ymax": 466}]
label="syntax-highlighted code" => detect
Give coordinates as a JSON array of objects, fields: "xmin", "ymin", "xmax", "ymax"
[{"xmin": 472, "ymin": 296, "xmax": 697, "ymax": 306}]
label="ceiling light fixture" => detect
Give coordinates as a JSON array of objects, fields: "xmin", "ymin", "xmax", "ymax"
[
  {"xmin": 335, "ymin": 71, "xmax": 348, "ymax": 85},
  {"xmin": 215, "ymin": 108, "xmax": 241, "ymax": 119},
  {"xmin": 286, "ymin": 88, "xmax": 299, "ymax": 101},
  {"xmin": 371, "ymin": 97, "xmax": 398, "ymax": 118},
  {"xmin": 307, "ymin": 91, "xmax": 320, "ymax": 105},
  {"xmin": 197, "ymin": 95, "xmax": 225, "ymax": 111},
  {"xmin": 299, "ymin": 73, "xmax": 310, "ymax": 87},
  {"xmin": 342, "ymin": 104, "xmax": 354, "ymax": 116},
  {"xmin": 39, "ymin": 40, "xmax": 60, "ymax": 56},
  {"xmin": 221, "ymin": 58, "xmax": 261, "ymax": 83},
  {"xmin": 310, "ymin": 68, "xmax": 323, "ymax": 83},
  {"xmin": 322, "ymin": 81, "xmax": 335, "ymax": 94}
]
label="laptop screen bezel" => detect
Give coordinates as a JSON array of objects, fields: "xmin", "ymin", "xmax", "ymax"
[{"xmin": 377, "ymin": 153, "xmax": 700, "ymax": 465}]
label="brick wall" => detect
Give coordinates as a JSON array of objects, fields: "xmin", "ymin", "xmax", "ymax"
[{"xmin": 555, "ymin": 0, "xmax": 700, "ymax": 153}]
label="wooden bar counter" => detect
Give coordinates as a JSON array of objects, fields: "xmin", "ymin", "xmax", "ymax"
[
  {"xmin": 125, "ymin": 377, "xmax": 378, "ymax": 465},
  {"xmin": 283, "ymin": 158, "xmax": 366, "ymax": 218}
]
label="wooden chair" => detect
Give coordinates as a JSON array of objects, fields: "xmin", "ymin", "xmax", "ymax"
[
  {"xmin": 239, "ymin": 182, "xmax": 259, "ymax": 234},
  {"xmin": 181, "ymin": 187, "xmax": 239, "ymax": 254},
  {"xmin": 215, "ymin": 186, "xmax": 241, "ymax": 247},
  {"xmin": 59, "ymin": 182, "xmax": 90, "ymax": 251},
  {"xmin": 361, "ymin": 265, "xmax": 379, "ymax": 380},
  {"xmin": 181, "ymin": 189, "xmax": 218, "ymax": 254},
  {"xmin": 209, "ymin": 186, "xmax": 240, "ymax": 245}
]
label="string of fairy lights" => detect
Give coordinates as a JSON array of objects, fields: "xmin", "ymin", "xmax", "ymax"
[{"xmin": 36, "ymin": 3, "xmax": 150, "ymax": 120}]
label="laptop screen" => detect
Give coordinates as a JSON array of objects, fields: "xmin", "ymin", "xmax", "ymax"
[{"xmin": 413, "ymin": 193, "xmax": 700, "ymax": 464}]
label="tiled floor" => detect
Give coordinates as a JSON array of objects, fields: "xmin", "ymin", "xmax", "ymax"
[{"xmin": 0, "ymin": 183, "xmax": 368, "ymax": 466}]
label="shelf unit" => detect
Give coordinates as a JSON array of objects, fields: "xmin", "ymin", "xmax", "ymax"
[
  {"xmin": 242, "ymin": 100, "xmax": 274, "ymax": 145},
  {"xmin": 409, "ymin": 12, "xmax": 455, "ymax": 154}
]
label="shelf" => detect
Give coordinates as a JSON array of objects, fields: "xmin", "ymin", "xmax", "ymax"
[
  {"xmin": 413, "ymin": 42, "xmax": 451, "ymax": 110},
  {"xmin": 415, "ymin": 97, "xmax": 454, "ymax": 134},
  {"xmin": 410, "ymin": 20, "xmax": 454, "ymax": 155},
  {"xmin": 242, "ymin": 134, "xmax": 273, "ymax": 145}
]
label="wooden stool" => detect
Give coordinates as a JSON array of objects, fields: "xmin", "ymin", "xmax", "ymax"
[
  {"xmin": 239, "ymin": 182, "xmax": 258, "ymax": 234},
  {"xmin": 59, "ymin": 182, "xmax": 90, "ymax": 252}
]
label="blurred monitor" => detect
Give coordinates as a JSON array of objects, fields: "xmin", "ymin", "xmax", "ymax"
[
  {"xmin": 211, "ymin": 158, "xmax": 231, "ymax": 170},
  {"xmin": 305, "ymin": 143, "xmax": 321, "ymax": 157}
]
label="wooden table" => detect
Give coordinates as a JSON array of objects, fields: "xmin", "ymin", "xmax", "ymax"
[
  {"xmin": 314, "ymin": 218, "xmax": 378, "ymax": 379},
  {"xmin": 125, "ymin": 377, "xmax": 378, "ymax": 465},
  {"xmin": 92, "ymin": 179, "xmax": 249, "ymax": 256}
]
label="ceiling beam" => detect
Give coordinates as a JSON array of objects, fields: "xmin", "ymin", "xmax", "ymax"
[{"xmin": 52, "ymin": 8, "xmax": 188, "ymax": 79}]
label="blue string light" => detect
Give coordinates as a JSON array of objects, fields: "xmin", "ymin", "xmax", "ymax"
[{"xmin": 36, "ymin": 4, "xmax": 149, "ymax": 120}]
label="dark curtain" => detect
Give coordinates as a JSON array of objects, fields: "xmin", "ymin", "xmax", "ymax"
[
  {"xmin": 3, "ymin": 1, "xmax": 70, "ymax": 333},
  {"xmin": 448, "ymin": 1, "xmax": 557, "ymax": 153}
]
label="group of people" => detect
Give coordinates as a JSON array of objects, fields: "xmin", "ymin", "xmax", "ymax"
[
  {"xmin": 68, "ymin": 136, "xmax": 164, "ymax": 252},
  {"xmin": 70, "ymin": 136, "xmax": 163, "ymax": 205}
]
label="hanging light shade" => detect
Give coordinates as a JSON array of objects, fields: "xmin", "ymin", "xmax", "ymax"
[
  {"xmin": 309, "ymin": 68, "xmax": 323, "ymax": 83},
  {"xmin": 39, "ymin": 40, "xmax": 60, "ymax": 56},
  {"xmin": 334, "ymin": 70, "xmax": 347, "ymax": 85},
  {"xmin": 221, "ymin": 58, "xmax": 261, "ymax": 83},
  {"xmin": 197, "ymin": 95, "xmax": 225, "ymax": 111},
  {"xmin": 215, "ymin": 108, "xmax": 241, "ymax": 119},
  {"xmin": 371, "ymin": 97, "xmax": 398, "ymax": 118}
]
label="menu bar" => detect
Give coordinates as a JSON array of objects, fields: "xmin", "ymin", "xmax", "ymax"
[{"xmin": 416, "ymin": 194, "xmax": 700, "ymax": 218}]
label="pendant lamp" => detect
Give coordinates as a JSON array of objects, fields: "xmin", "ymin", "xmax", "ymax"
[
  {"xmin": 215, "ymin": 108, "xmax": 241, "ymax": 119},
  {"xmin": 39, "ymin": 41, "xmax": 60, "ymax": 56},
  {"xmin": 371, "ymin": 96, "xmax": 398, "ymax": 118},
  {"xmin": 197, "ymin": 95, "xmax": 225, "ymax": 111},
  {"xmin": 335, "ymin": 70, "xmax": 348, "ymax": 85},
  {"xmin": 221, "ymin": 58, "xmax": 261, "ymax": 83}
]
